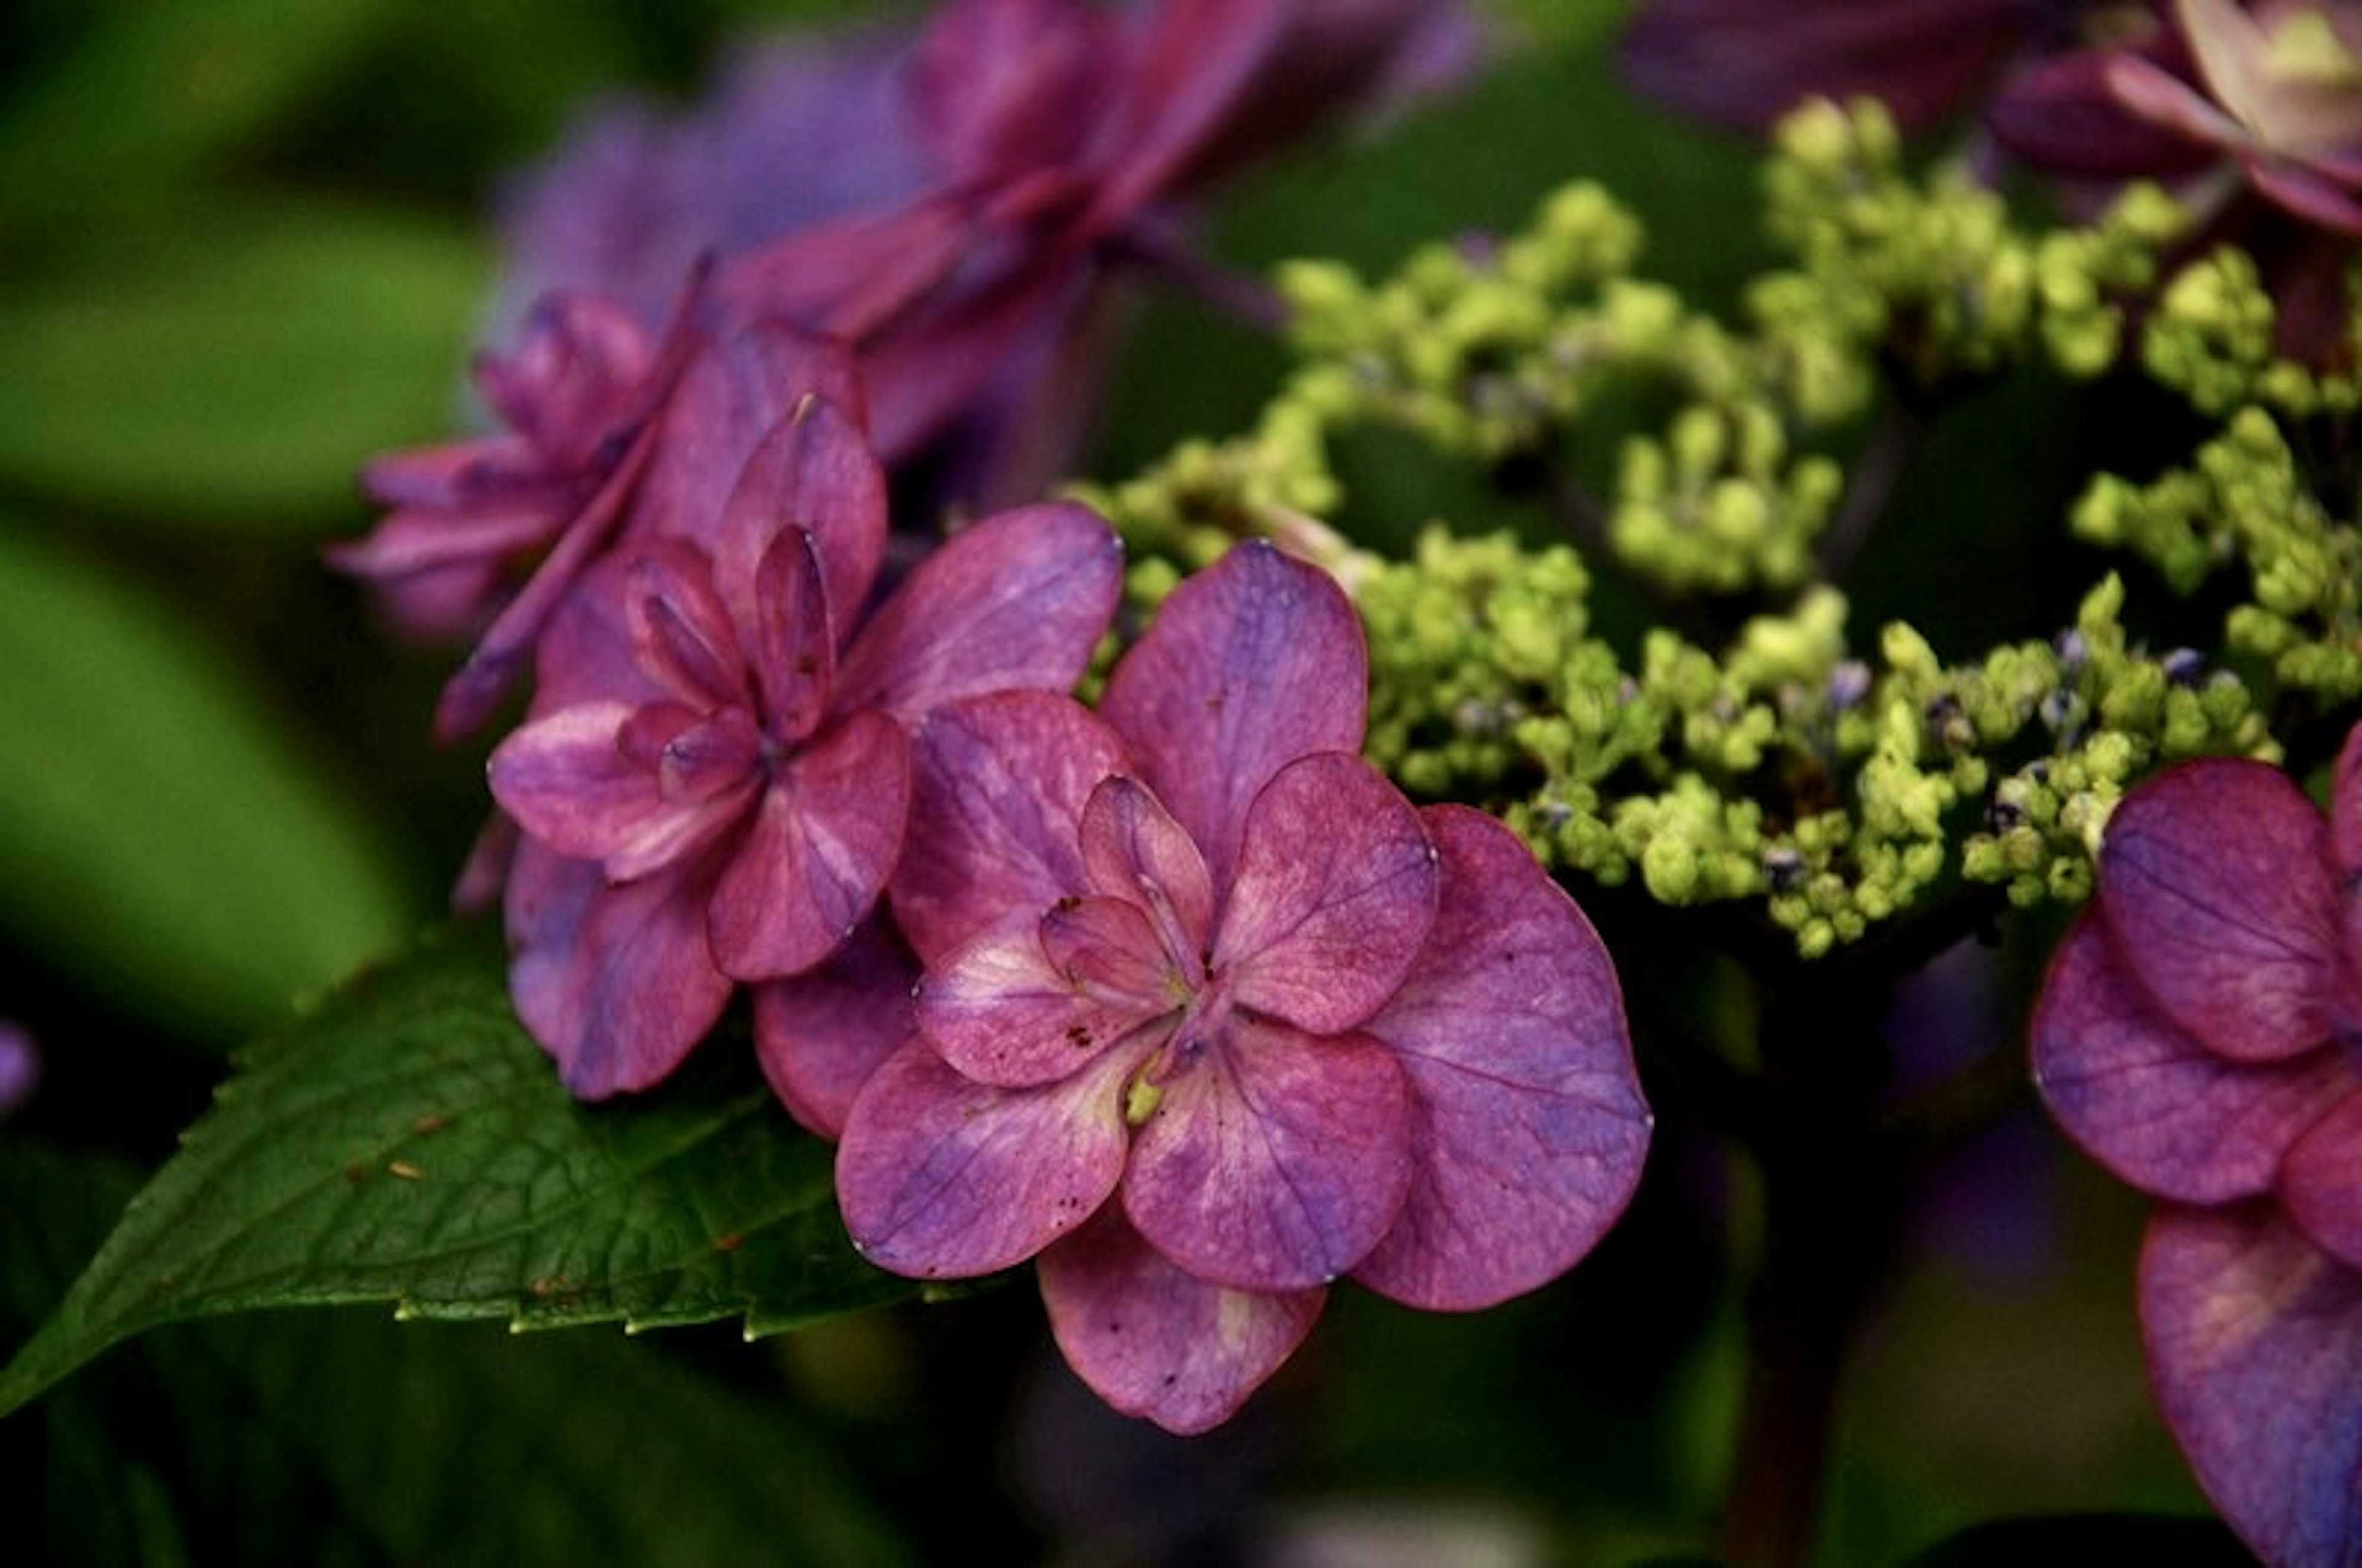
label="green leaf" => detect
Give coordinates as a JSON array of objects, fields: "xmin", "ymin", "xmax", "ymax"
[
  {"xmin": 0, "ymin": 520, "xmax": 419, "ymax": 1038},
  {"xmin": 0, "ymin": 923, "xmax": 921, "ymax": 1417},
  {"xmin": 0, "ymin": 0, "xmax": 388, "ymax": 221},
  {"xmin": 2, "ymin": 1139, "xmax": 915, "ymax": 1567},
  {"xmin": 0, "ymin": 199, "xmax": 487, "ymax": 525},
  {"xmin": 0, "ymin": 521, "xmax": 415, "ymax": 1039}
]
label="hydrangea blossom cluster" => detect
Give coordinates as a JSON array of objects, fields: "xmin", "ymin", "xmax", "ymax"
[
  {"xmin": 837, "ymin": 542, "xmax": 1652, "ymax": 1431},
  {"xmin": 2031, "ymin": 722, "xmax": 2362, "ymax": 1562}
]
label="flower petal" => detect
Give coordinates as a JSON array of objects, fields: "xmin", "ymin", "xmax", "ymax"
[
  {"xmin": 917, "ymin": 913, "xmax": 1171, "ymax": 1088},
  {"xmin": 749, "ymin": 527, "xmax": 836, "ymax": 743},
  {"xmin": 624, "ymin": 542, "xmax": 751, "ymax": 708},
  {"xmin": 1219, "ymin": 752, "xmax": 1437, "ymax": 1036},
  {"xmin": 1098, "ymin": 541, "xmax": 1366, "ymax": 888},
  {"xmin": 708, "ymin": 709, "xmax": 910, "ymax": 980},
  {"xmin": 1038, "ymin": 1207, "xmax": 1324, "ymax": 1436},
  {"xmin": 707, "ymin": 387, "xmax": 885, "ymax": 646},
  {"xmin": 1123, "ymin": 1015, "xmax": 1412, "ymax": 1292},
  {"xmin": 753, "ymin": 915, "xmax": 918, "ymax": 1139},
  {"xmin": 892, "ymin": 691, "xmax": 1129, "ymax": 964},
  {"xmin": 1079, "ymin": 775, "xmax": 1215, "ymax": 970},
  {"xmin": 836, "ymin": 1035, "xmax": 1142, "ymax": 1278},
  {"xmin": 2032, "ymin": 908, "xmax": 2353, "ymax": 1204},
  {"xmin": 2097, "ymin": 757, "xmax": 2342, "ymax": 1063},
  {"xmin": 1353, "ymin": 805, "xmax": 1650, "ymax": 1310},
  {"xmin": 832, "ymin": 500, "xmax": 1122, "ymax": 722},
  {"xmin": 2280, "ymin": 1091, "xmax": 2362, "ymax": 1272},
  {"xmin": 491, "ymin": 700, "xmax": 754, "ymax": 879},
  {"xmin": 2140, "ymin": 1203, "xmax": 2362, "ymax": 1566},
  {"xmin": 503, "ymin": 840, "xmax": 732, "ymax": 1098}
]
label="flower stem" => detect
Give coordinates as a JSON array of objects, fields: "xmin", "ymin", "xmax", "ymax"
[{"xmin": 1717, "ymin": 984, "xmax": 1901, "ymax": 1568}]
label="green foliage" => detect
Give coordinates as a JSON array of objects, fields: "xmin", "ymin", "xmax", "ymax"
[
  {"xmin": 0, "ymin": 519, "xmax": 415, "ymax": 1039},
  {"xmin": 3, "ymin": 1140, "xmax": 915, "ymax": 1567},
  {"xmin": 0, "ymin": 925, "xmax": 920, "ymax": 1418}
]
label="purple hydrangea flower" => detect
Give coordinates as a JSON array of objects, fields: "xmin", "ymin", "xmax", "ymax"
[
  {"xmin": 2030, "ymin": 722, "xmax": 2362, "ymax": 1561},
  {"xmin": 500, "ymin": 0, "xmax": 1480, "ymax": 511},
  {"xmin": 487, "ymin": 391, "xmax": 1121, "ymax": 1100},
  {"xmin": 336, "ymin": 300, "xmax": 868, "ymax": 741},
  {"xmin": 833, "ymin": 543, "xmax": 1651, "ymax": 1432}
]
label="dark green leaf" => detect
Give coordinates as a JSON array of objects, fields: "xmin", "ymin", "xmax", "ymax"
[
  {"xmin": 2, "ymin": 1139, "xmax": 915, "ymax": 1567},
  {"xmin": 0, "ymin": 200, "xmax": 487, "ymax": 525},
  {"xmin": 0, "ymin": 520, "xmax": 415, "ymax": 1038},
  {"xmin": 0, "ymin": 923, "xmax": 921, "ymax": 1417}
]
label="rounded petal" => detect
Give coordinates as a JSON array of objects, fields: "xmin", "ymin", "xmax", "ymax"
[
  {"xmin": 1039, "ymin": 1208, "xmax": 1324, "ymax": 1436},
  {"xmin": 833, "ymin": 500, "xmax": 1123, "ymax": 722},
  {"xmin": 1354, "ymin": 806, "xmax": 1650, "ymax": 1310},
  {"xmin": 1098, "ymin": 541, "xmax": 1367, "ymax": 888},
  {"xmin": 753, "ymin": 916, "xmax": 919, "ymax": 1139},
  {"xmin": 1219, "ymin": 753, "xmax": 1438, "ymax": 1035},
  {"xmin": 491, "ymin": 700, "xmax": 755, "ymax": 879},
  {"xmin": 2141, "ymin": 1203, "xmax": 2362, "ymax": 1566},
  {"xmin": 708, "ymin": 709, "xmax": 910, "ymax": 980},
  {"xmin": 891, "ymin": 691, "xmax": 1129, "ymax": 964},
  {"xmin": 2097, "ymin": 757, "xmax": 2342, "ymax": 1064},
  {"xmin": 918, "ymin": 913, "xmax": 1171, "ymax": 1088},
  {"xmin": 2281, "ymin": 1091, "xmax": 2362, "ymax": 1272},
  {"xmin": 503, "ymin": 840, "xmax": 731, "ymax": 1099},
  {"xmin": 624, "ymin": 541, "xmax": 750, "ymax": 708},
  {"xmin": 836, "ymin": 1036, "xmax": 1143, "ymax": 1278},
  {"xmin": 1124, "ymin": 1016, "xmax": 1412, "ymax": 1293},
  {"xmin": 2033, "ymin": 909, "xmax": 2354, "ymax": 1204},
  {"xmin": 1079, "ymin": 775, "xmax": 1215, "ymax": 966}
]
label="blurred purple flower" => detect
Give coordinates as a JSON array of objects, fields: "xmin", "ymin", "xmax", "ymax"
[
  {"xmin": 833, "ymin": 543, "xmax": 1650, "ymax": 1432},
  {"xmin": 1617, "ymin": 0, "xmax": 2064, "ymax": 133},
  {"xmin": 501, "ymin": 0, "xmax": 1481, "ymax": 511},
  {"xmin": 0, "ymin": 1018, "xmax": 37, "ymax": 1119},
  {"xmin": 2030, "ymin": 722, "xmax": 2362, "ymax": 1562},
  {"xmin": 487, "ymin": 392, "xmax": 1121, "ymax": 1100}
]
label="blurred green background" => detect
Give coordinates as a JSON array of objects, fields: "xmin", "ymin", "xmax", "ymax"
[{"xmin": 0, "ymin": 2, "xmax": 2220, "ymax": 1562}]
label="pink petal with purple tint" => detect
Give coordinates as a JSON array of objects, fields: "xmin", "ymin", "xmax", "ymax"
[
  {"xmin": 836, "ymin": 1034, "xmax": 1145, "ymax": 1278},
  {"xmin": 892, "ymin": 691, "xmax": 1129, "ymax": 964},
  {"xmin": 2140, "ymin": 1202, "xmax": 2362, "ymax": 1566},
  {"xmin": 1219, "ymin": 752, "xmax": 1437, "ymax": 1035},
  {"xmin": 2246, "ymin": 155, "xmax": 2362, "ymax": 236},
  {"xmin": 707, "ymin": 389, "xmax": 885, "ymax": 642},
  {"xmin": 832, "ymin": 501, "xmax": 1121, "ymax": 722},
  {"xmin": 2098, "ymin": 757, "xmax": 2340, "ymax": 1063},
  {"xmin": 1079, "ymin": 775, "xmax": 1215, "ymax": 969},
  {"xmin": 1123, "ymin": 1014, "xmax": 1412, "ymax": 1292},
  {"xmin": 2033, "ymin": 909, "xmax": 2354, "ymax": 1204},
  {"xmin": 918, "ymin": 911, "xmax": 1169, "ymax": 1088},
  {"xmin": 1092, "ymin": 0, "xmax": 1287, "ymax": 222},
  {"xmin": 754, "ymin": 915, "xmax": 919, "ymax": 1138},
  {"xmin": 2280, "ymin": 1090, "xmax": 2362, "ymax": 1271},
  {"xmin": 491, "ymin": 701, "xmax": 753, "ymax": 879},
  {"xmin": 1039, "ymin": 1207, "xmax": 1325, "ymax": 1435},
  {"xmin": 624, "ymin": 544, "xmax": 751, "ymax": 708},
  {"xmin": 749, "ymin": 528, "xmax": 836, "ymax": 743},
  {"xmin": 708, "ymin": 709, "xmax": 910, "ymax": 981},
  {"xmin": 1098, "ymin": 541, "xmax": 1367, "ymax": 888},
  {"xmin": 504, "ymin": 841, "xmax": 732, "ymax": 1098},
  {"xmin": 1354, "ymin": 805, "xmax": 1648, "ymax": 1310}
]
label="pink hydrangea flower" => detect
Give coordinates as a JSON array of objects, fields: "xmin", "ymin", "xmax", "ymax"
[
  {"xmin": 336, "ymin": 298, "xmax": 867, "ymax": 741},
  {"xmin": 488, "ymin": 392, "xmax": 1121, "ymax": 1100},
  {"xmin": 834, "ymin": 543, "xmax": 1651, "ymax": 1432},
  {"xmin": 2030, "ymin": 721, "xmax": 2362, "ymax": 1562}
]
